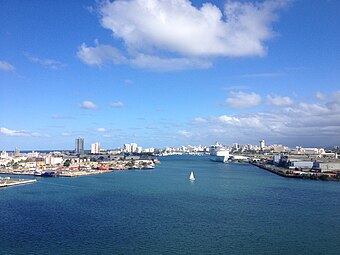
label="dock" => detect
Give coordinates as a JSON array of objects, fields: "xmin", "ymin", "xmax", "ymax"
[{"xmin": 250, "ymin": 162, "xmax": 340, "ymax": 181}]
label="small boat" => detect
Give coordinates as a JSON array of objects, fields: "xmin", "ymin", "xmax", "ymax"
[{"xmin": 189, "ymin": 171, "xmax": 195, "ymax": 181}]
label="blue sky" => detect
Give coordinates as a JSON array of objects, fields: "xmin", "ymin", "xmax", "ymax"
[{"xmin": 1, "ymin": 0, "xmax": 340, "ymax": 150}]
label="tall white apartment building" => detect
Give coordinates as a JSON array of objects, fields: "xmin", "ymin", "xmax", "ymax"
[
  {"xmin": 91, "ymin": 142, "xmax": 100, "ymax": 154},
  {"xmin": 124, "ymin": 143, "xmax": 132, "ymax": 153},
  {"xmin": 259, "ymin": 140, "xmax": 265, "ymax": 150}
]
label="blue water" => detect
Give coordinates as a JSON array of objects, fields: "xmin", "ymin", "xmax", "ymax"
[{"xmin": 1, "ymin": 155, "xmax": 340, "ymax": 254}]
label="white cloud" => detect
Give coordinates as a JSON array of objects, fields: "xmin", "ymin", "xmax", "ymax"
[
  {"xmin": 192, "ymin": 117, "xmax": 207, "ymax": 123},
  {"xmin": 96, "ymin": 128, "xmax": 107, "ymax": 132},
  {"xmin": 0, "ymin": 127, "xmax": 46, "ymax": 137},
  {"xmin": 100, "ymin": 0, "xmax": 285, "ymax": 57},
  {"xmin": 79, "ymin": 0, "xmax": 287, "ymax": 70},
  {"xmin": 184, "ymin": 93, "xmax": 340, "ymax": 146},
  {"xmin": 130, "ymin": 54, "xmax": 212, "ymax": 71},
  {"xmin": 24, "ymin": 53, "xmax": 66, "ymax": 70},
  {"xmin": 178, "ymin": 130, "xmax": 192, "ymax": 138},
  {"xmin": 267, "ymin": 94, "xmax": 293, "ymax": 106},
  {"xmin": 80, "ymin": 100, "xmax": 99, "ymax": 110},
  {"xmin": 109, "ymin": 101, "xmax": 125, "ymax": 108},
  {"xmin": 226, "ymin": 91, "xmax": 261, "ymax": 109},
  {"xmin": 61, "ymin": 132, "xmax": 71, "ymax": 136},
  {"xmin": 218, "ymin": 115, "xmax": 240, "ymax": 125},
  {"xmin": 77, "ymin": 42, "xmax": 126, "ymax": 66},
  {"xmin": 315, "ymin": 91, "xmax": 326, "ymax": 100},
  {"xmin": 0, "ymin": 60, "xmax": 15, "ymax": 72}
]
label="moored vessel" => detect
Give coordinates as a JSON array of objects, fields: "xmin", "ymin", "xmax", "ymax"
[{"xmin": 210, "ymin": 142, "xmax": 230, "ymax": 162}]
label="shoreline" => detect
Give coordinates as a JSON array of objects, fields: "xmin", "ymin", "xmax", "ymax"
[{"xmin": 250, "ymin": 162, "xmax": 340, "ymax": 181}]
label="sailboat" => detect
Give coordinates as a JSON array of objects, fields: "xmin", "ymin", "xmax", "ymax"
[{"xmin": 189, "ymin": 171, "xmax": 195, "ymax": 181}]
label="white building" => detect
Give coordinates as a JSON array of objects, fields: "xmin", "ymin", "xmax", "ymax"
[
  {"xmin": 28, "ymin": 151, "xmax": 39, "ymax": 158},
  {"xmin": 143, "ymin": 147, "xmax": 155, "ymax": 153},
  {"xmin": 313, "ymin": 162, "xmax": 340, "ymax": 172},
  {"xmin": 259, "ymin": 140, "xmax": 265, "ymax": 150},
  {"xmin": 91, "ymin": 142, "xmax": 100, "ymax": 154},
  {"xmin": 124, "ymin": 143, "xmax": 139, "ymax": 153},
  {"xmin": 131, "ymin": 143, "xmax": 138, "ymax": 153},
  {"xmin": 1, "ymin": 151, "xmax": 9, "ymax": 159},
  {"xmin": 45, "ymin": 156, "xmax": 63, "ymax": 166},
  {"xmin": 124, "ymin": 144, "xmax": 132, "ymax": 153}
]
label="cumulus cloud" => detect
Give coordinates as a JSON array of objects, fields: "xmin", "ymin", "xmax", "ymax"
[
  {"xmin": 0, "ymin": 60, "xmax": 15, "ymax": 72},
  {"xmin": 0, "ymin": 127, "xmax": 46, "ymax": 137},
  {"xmin": 226, "ymin": 91, "xmax": 261, "ymax": 109},
  {"xmin": 77, "ymin": 42, "xmax": 127, "ymax": 66},
  {"xmin": 80, "ymin": 100, "xmax": 99, "ymax": 109},
  {"xmin": 185, "ymin": 93, "xmax": 340, "ymax": 146},
  {"xmin": 100, "ymin": 0, "xmax": 285, "ymax": 57},
  {"xmin": 218, "ymin": 115, "xmax": 240, "ymax": 125},
  {"xmin": 267, "ymin": 94, "xmax": 293, "ymax": 106},
  {"xmin": 109, "ymin": 101, "xmax": 125, "ymax": 108},
  {"xmin": 79, "ymin": 0, "xmax": 287, "ymax": 70},
  {"xmin": 24, "ymin": 53, "xmax": 66, "ymax": 70},
  {"xmin": 96, "ymin": 127, "xmax": 107, "ymax": 132}
]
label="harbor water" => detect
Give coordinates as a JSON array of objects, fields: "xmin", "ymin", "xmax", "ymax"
[{"xmin": 1, "ymin": 155, "xmax": 340, "ymax": 254}]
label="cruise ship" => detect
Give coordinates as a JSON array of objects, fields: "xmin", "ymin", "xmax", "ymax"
[{"xmin": 209, "ymin": 142, "xmax": 230, "ymax": 163}]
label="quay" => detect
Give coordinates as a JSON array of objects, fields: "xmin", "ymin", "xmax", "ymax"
[
  {"xmin": 250, "ymin": 162, "xmax": 340, "ymax": 181},
  {"xmin": 0, "ymin": 177, "xmax": 36, "ymax": 188}
]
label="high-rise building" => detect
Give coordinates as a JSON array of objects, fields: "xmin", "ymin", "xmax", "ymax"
[
  {"xmin": 91, "ymin": 142, "xmax": 100, "ymax": 154},
  {"xmin": 124, "ymin": 143, "xmax": 139, "ymax": 153},
  {"xmin": 131, "ymin": 143, "xmax": 138, "ymax": 153},
  {"xmin": 75, "ymin": 137, "xmax": 84, "ymax": 155},
  {"xmin": 259, "ymin": 140, "xmax": 265, "ymax": 150},
  {"xmin": 124, "ymin": 143, "xmax": 132, "ymax": 153}
]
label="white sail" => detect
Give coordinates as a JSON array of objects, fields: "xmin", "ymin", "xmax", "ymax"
[{"xmin": 189, "ymin": 171, "xmax": 195, "ymax": 181}]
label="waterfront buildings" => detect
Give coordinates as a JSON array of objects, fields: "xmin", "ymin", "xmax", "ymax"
[{"xmin": 75, "ymin": 137, "xmax": 84, "ymax": 155}]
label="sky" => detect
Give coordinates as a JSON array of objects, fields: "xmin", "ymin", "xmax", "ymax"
[{"xmin": 1, "ymin": 0, "xmax": 340, "ymax": 150}]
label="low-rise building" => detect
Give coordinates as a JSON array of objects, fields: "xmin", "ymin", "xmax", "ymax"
[{"xmin": 313, "ymin": 162, "xmax": 340, "ymax": 172}]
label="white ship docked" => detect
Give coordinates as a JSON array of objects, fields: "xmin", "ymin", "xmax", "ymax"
[{"xmin": 209, "ymin": 142, "xmax": 230, "ymax": 163}]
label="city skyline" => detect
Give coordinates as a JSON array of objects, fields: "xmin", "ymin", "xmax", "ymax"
[{"xmin": 1, "ymin": 0, "xmax": 340, "ymax": 150}]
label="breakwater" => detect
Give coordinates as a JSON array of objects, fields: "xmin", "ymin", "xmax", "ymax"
[{"xmin": 0, "ymin": 177, "xmax": 36, "ymax": 188}]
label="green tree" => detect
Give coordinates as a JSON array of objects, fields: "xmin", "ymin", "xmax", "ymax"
[{"xmin": 63, "ymin": 159, "xmax": 71, "ymax": 167}]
